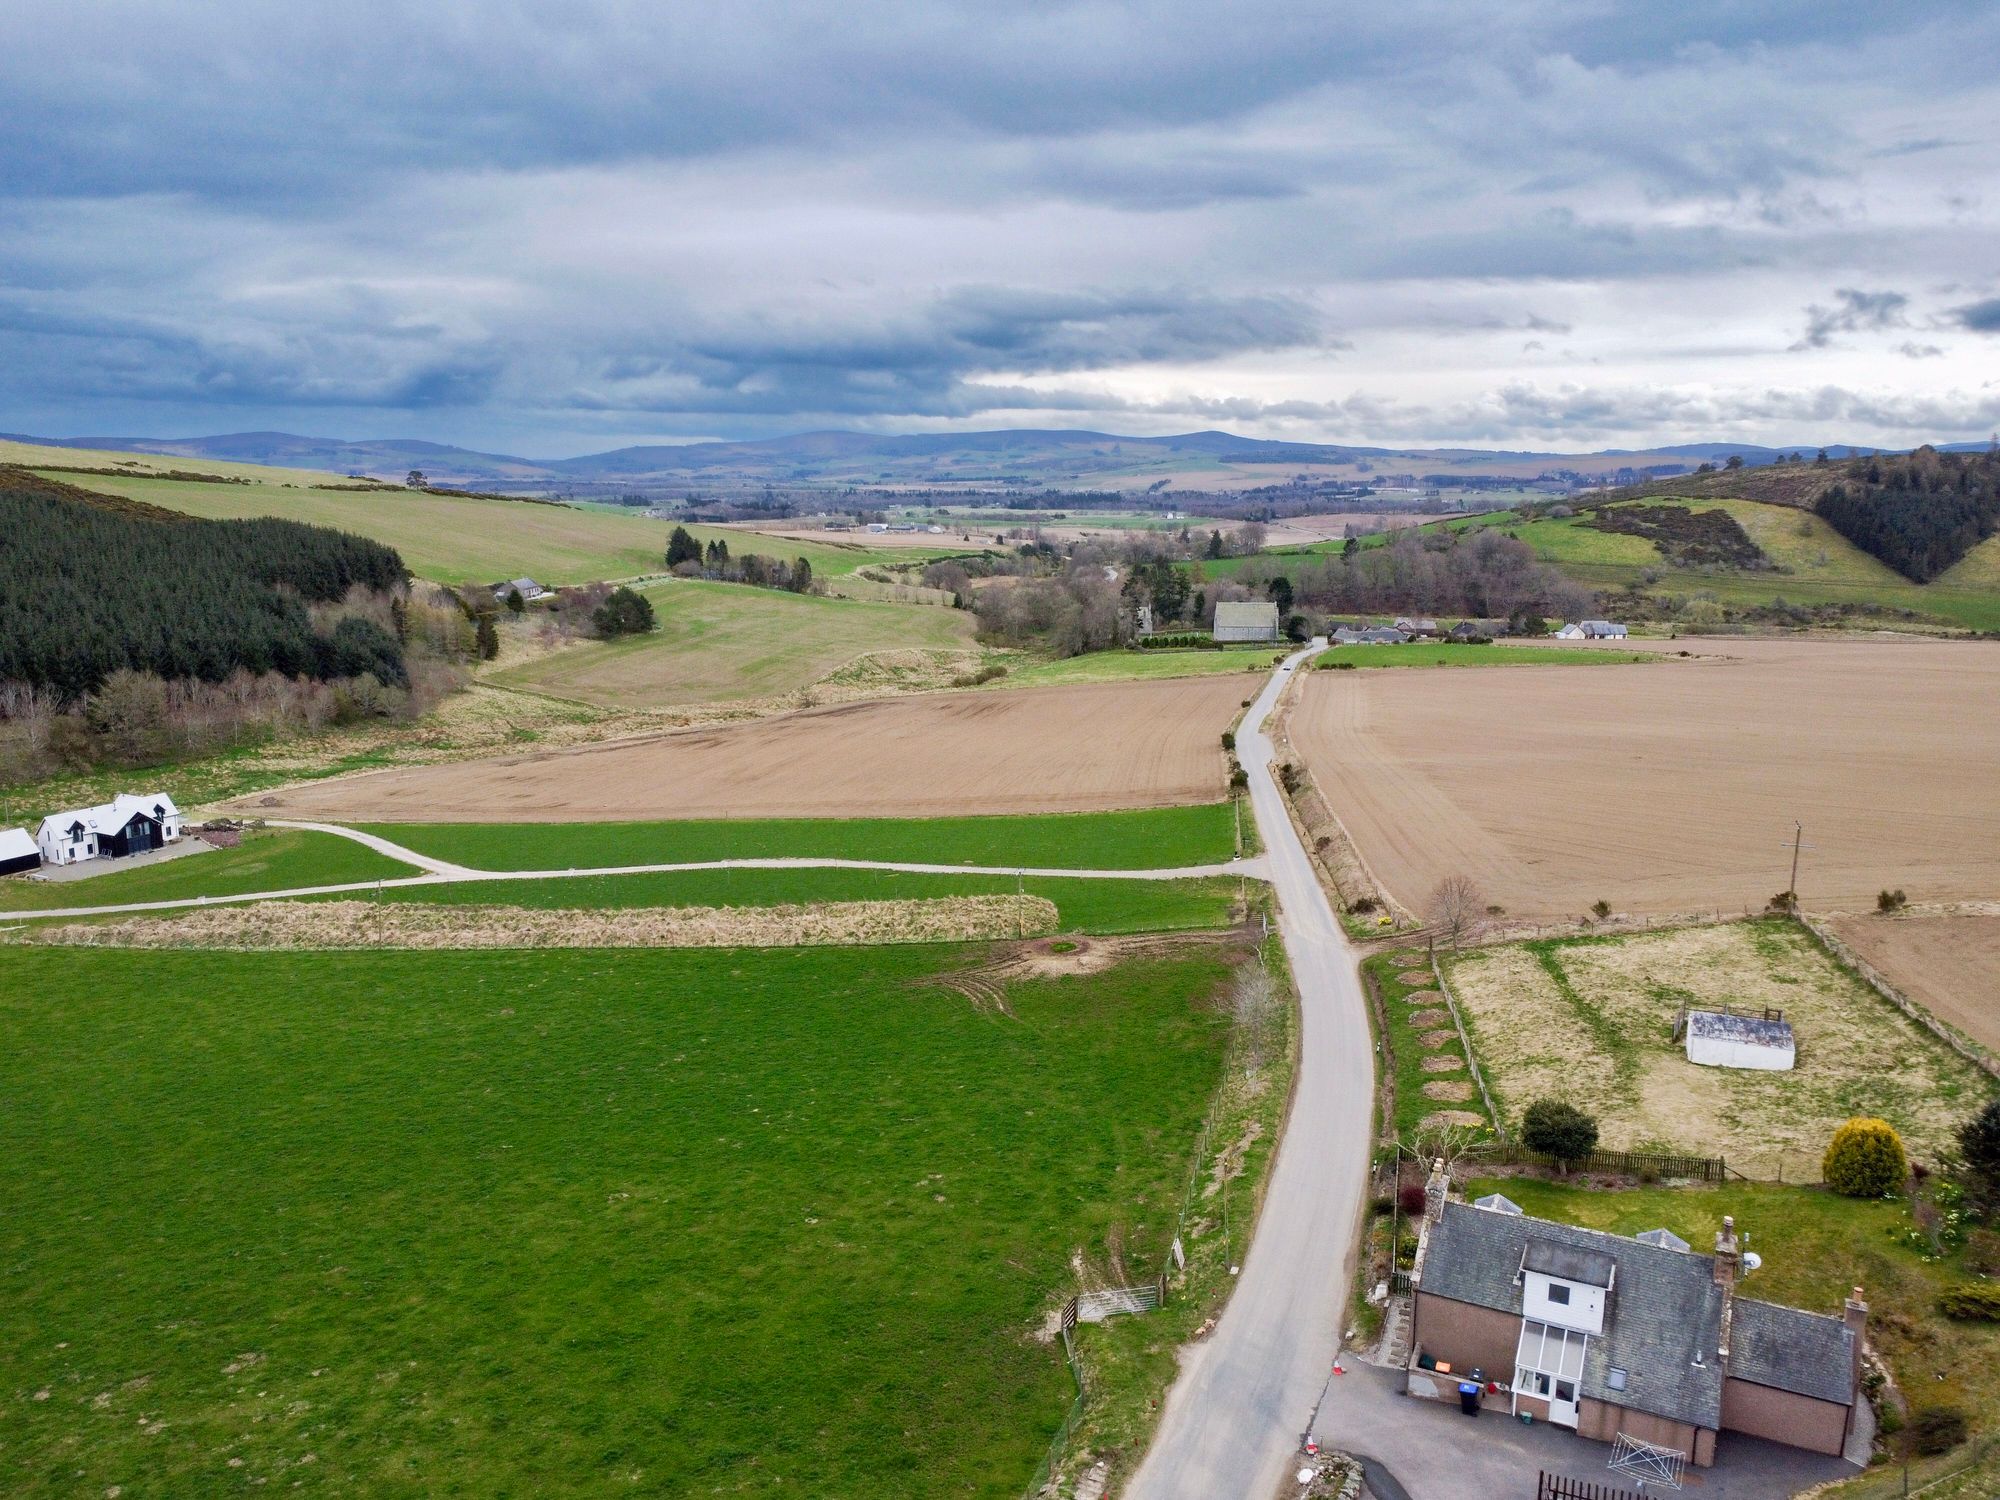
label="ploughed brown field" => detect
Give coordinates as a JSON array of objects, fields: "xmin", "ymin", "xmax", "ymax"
[
  {"xmin": 1826, "ymin": 912, "xmax": 2000, "ymax": 1054},
  {"xmin": 251, "ymin": 676, "xmax": 1244, "ymax": 822},
  {"xmin": 1290, "ymin": 637, "xmax": 2000, "ymax": 919}
]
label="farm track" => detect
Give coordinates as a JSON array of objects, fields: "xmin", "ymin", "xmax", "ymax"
[{"xmin": 3, "ymin": 819, "xmax": 1269, "ymax": 921}]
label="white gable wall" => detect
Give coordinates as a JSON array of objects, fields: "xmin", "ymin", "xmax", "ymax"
[{"xmin": 1524, "ymin": 1270, "xmax": 1608, "ymax": 1333}]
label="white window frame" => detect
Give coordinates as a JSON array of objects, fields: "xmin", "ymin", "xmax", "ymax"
[{"xmin": 1512, "ymin": 1319, "xmax": 1587, "ymax": 1428}]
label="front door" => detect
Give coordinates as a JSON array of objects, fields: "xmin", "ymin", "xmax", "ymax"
[{"xmin": 1549, "ymin": 1377, "xmax": 1580, "ymax": 1428}]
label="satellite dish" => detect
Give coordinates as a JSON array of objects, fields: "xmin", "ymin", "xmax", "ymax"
[{"xmin": 1742, "ymin": 1251, "xmax": 1763, "ymax": 1274}]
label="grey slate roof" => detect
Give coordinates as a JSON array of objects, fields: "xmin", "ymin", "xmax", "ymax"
[
  {"xmin": 1731, "ymin": 1299, "xmax": 1855, "ymax": 1406},
  {"xmin": 1421, "ymin": 1200, "xmax": 1737, "ymax": 1430},
  {"xmin": 1688, "ymin": 1011, "xmax": 1795, "ymax": 1050},
  {"xmin": 1214, "ymin": 601, "xmax": 1279, "ymax": 630}
]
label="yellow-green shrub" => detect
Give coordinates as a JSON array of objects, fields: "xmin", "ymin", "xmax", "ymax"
[{"xmin": 1823, "ymin": 1117, "xmax": 1907, "ymax": 1198}]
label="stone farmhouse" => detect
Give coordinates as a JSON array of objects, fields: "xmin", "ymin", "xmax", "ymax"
[{"xmin": 1406, "ymin": 1166, "xmax": 1864, "ymax": 1467}]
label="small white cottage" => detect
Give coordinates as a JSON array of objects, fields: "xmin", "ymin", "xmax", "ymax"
[
  {"xmin": 1685, "ymin": 1010, "xmax": 1795, "ymax": 1071},
  {"xmin": 36, "ymin": 792, "xmax": 183, "ymax": 866}
]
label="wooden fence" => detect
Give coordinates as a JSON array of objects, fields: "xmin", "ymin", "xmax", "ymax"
[{"xmin": 1469, "ymin": 1141, "xmax": 1726, "ymax": 1183}]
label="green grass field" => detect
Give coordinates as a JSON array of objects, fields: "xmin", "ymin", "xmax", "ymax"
[
  {"xmin": 1365, "ymin": 951, "xmax": 1494, "ymax": 1142},
  {"xmin": 297, "ymin": 867, "xmax": 1242, "ymax": 935},
  {"xmin": 997, "ymin": 647, "xmax": 1284, "ymax": 689},
  {"xmin": 1428, "ymin": 500, "xmax": 2000, "ymax": 630},
  {"xmin": 489, "ymin": 577, "xmax": 975, "ymax": 708},
  {"xmin": 0, "ymin": 830, "xmax": 413, "ymax": 912},
  {"xmin": 362, "ymin": 803, "xmax": 1243, "ymax": 873},
  {"xmin": 0, "ymin": 941, "xmax": 1240, "ymax": 1496},
  {"xmin": 5, "ymin": 439, "xmax": 974, "ymax": 585},
  {"xmin": 1316, "ymin": 642, "xmax": 1653, "ymax": 668}
]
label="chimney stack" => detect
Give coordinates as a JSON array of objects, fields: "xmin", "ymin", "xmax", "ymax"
[
  {"xmin": 1714, "ymin": 1216, "xmax": 1740, "ymax": 1363},
  {"xmin": 1713, "ymin": 1216, "xmax": 1739, "ymax": 1287},
  {"xmin": 1424, "ymin": 1157, "xmax": 1450, "ymax": 1222},
  {"xmin": 1845, "ymin": 1286, "xmax": 1869, "ymax": 1367}
]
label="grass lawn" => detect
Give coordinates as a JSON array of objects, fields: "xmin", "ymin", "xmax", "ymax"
[
  {"xmin": 1465, "ymin": 1175, "xmax": 2000, "ymax": 1491},
  {"xmin": 0, "ymin": 940, "xmax": 1244, "ymax": 1497},
  {"xmin": 489, "ymin": 578, "xmax": 976, "ymax": 709},
  {"xmin": 998, "ymin": 648, "xmax": 1285, "ymax": 689},
  {"xmin": 362, "ymin": 802, "xmax": 1244, "ymax": 873},
  {"xmin": 1444, "ymin": 920, "xmax": 1993, "ymax": 1171},
  {"xmin": 300, "ymin": 867, "xmax": 1244, "ymax": 935},
  {"xmin": 0, "ymin": 830, "xmax": 413, "ymax": 912},
  {"xmin": 1365, "ymin": 950, "xmax": 1495, "ymax": 1142},
  {"xmin": 1317, "ymin": 642, "xmax": 1655, "ymax": 669}
]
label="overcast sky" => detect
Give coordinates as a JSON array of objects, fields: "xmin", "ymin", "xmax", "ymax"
[{"xmin": 5, "ymin": 1, "xmax": 1999, "ymax": 456}]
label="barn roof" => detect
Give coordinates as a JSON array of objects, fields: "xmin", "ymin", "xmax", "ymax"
[
  {"xmin": 0, "ymin": 828, "xmax": 37, "ymax": 861},
  {"xmin": 1687, "ymin": 1011, "xmax": 1795, "ymax": 1049},
  {"xmin": 1214, "ymin": 601, "xmax": 1279, "ymax": 629}
]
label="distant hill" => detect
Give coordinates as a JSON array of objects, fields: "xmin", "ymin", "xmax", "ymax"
[{"xmin": 7, "ymin": 427, "xmax": 1961, "ymax": 494}]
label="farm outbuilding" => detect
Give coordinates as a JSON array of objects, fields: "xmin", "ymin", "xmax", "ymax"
[
  {"xmin": 1213, "ymin": 601, "xmax": 1280, "ymax": 642},
  {"xmin": 0, "ymin": 827, "xmax": 40, "ymax": 876},
  {"xmin": 1685, "ymin": 1010, "xmax": 1795, "ymax": 1071},
  {"xmin": 1581, "ymin": 620, "xmax": 1629, "ymax": 639}
]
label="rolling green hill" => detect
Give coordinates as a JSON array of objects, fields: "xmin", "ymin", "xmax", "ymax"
[
  {"xmin": 0, "ymin": 438, "xmax": 979, "ymax": 585},
  {"xmin": 1431, "ymin": 498, "xmax": 2000, "ymax": 630}
]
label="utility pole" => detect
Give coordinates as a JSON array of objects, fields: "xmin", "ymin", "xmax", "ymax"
[{"xmin": 1788, "ymin": 821, "xmax": 1803, "ymax": 905}]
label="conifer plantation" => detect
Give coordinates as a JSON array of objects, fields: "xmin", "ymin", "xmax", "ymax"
[{"xmin": 0, "ymin": 477, "xmax": 410, "ymax": 698}]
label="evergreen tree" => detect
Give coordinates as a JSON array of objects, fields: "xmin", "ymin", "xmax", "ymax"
[
  {"xmin": 666, "ymin": 526, "xmax": 702, "ymax": 568},
  {"xmin": 475, "ymin": 614, "xmax": 499, "ymax": 660}
]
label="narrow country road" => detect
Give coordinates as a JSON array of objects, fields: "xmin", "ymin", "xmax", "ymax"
[{"xmin": 1126, "ymin": 641, "xmax": 1376, "ymax": 1500}]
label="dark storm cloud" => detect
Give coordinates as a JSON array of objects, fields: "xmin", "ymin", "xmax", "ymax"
[
  {"xmin": 1790, "ymin": 289, "xmax": 1910, "ymax": 350},
  {"xmin": 1952, "ymin": 297, "xmax": 2000, "ymax": 333}
]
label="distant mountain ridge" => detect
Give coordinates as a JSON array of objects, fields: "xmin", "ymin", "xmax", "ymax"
[{"xmin": 5, "ymin": 427, "xmax": 1973, "ymax": 491}]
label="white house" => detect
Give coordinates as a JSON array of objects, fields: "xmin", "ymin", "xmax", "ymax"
[
  {"xmin": 1580, "ymin": 620, "xmax": 1629, "ymax": 640},
  {"xmin": 36, "ymin": 792, "xmax": 184, "ymax": 866},
  {"xmin": 1685, "ymin": 1011, "xmax": 1795, "ymax": 1071},
  {"xmin": 1553, "ymin": 622, "xmax": 1586, "ymax": 640},
  {"xmin": 0, "ymin": 827, "xmax": 39, "ymax": 876}
]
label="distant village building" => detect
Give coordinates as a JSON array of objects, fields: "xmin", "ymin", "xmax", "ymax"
[
  {"xmin": 1393, "ymin": 617, "xmax": 1440, "ymax": 637},
  {"xmin": 1213, "ymin": 601, "xmax": 1280, "ymax": 643},
  {"xmin": 1684, "ymin": 1011, "xmax": 1796, "ymax": 1072},
  {"xmin": 1553, "ymin": 622, "xmax": 1586, "ymax": 639},
  {"xmin": 35, "ymin": 793, "xmax": 183, "ymax": 867},
  {"xmin": 0, "ymin": 828, "xmax": 40, "ymax": 876},
  {"xmin": 1581, "ymin": 620, "xmax": 1630, "ymax": 639},
  {"xmin": 1451, "ymin": 619, "xmax": 1508, "ymax": 640},
  {"xmin": 490, "ymin": 576, "xmax": 549, "ymax": 602}
]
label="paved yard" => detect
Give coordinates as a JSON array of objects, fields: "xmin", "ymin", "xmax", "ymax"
[
  {"xmin": 25, "ymin": 837, "xmax": 214, "ymax": 882},
  {"xmin": 1308, "ymin": 1363, "xmax": 1858, "ymax": 1500}
]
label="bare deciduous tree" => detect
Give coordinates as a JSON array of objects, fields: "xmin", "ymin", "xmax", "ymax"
[{"xmin": 1426, "ymin": 874, "xmax": 1485, "ymax": 948}]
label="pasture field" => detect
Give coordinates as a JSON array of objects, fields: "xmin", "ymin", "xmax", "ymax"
[
  {"xmin": 0, "ymin": 940, "xmax": 1245, "ymax": 1497},
  {"xmin": 1316, "ymin": 641, "xmax": 1655, "ymax": 668},
  {"xmin": 0, "ymin": 829, "xmax": 412, "ymax": 912},
  {"xmin": 1290, "ymin": 636, "xmax": 2000, "ymax": 918},
  {"xmin": 488, "ymin": 577, "xmax": 975, "ymax": 709},
  {"xmin": 997, "ymin": 647, "xmax": 1283, "ymax": 688},
  {"xmin": 1466, "ymin": 1175, "xmax": 2000, "ymax": 1494},
  {"xmin": 1431, "ymin": 499, "xmax": 2000, "ymax": 630},
  {"xmin": 361, "ymin": 801, "xmax": 1240, "ymax": 871},
  {"xmin": 1826, "ymin": 911, "xmax": 2000, "ymax": 1054},
  {"xmin": 247, "ymin": 676, "xmax": 1246, "ymax": 823},
  {"xmin": 6, "ymin": 441, "xmax": 974, "ymax": 584},
  {"xmin": 1444, "ymin": 919, "xmax": 1991, "ymax": 1173},
  {"xmin": 306, "ymin": 868, "xmax": 1245, "ymax": 935}
]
